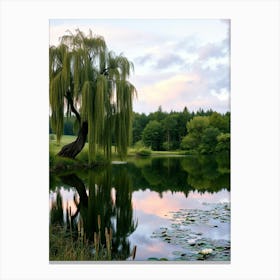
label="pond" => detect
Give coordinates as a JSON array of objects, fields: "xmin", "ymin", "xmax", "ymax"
[{"xmin": 49, "ymin": 153, "xmax": 230, "ymax": 262}]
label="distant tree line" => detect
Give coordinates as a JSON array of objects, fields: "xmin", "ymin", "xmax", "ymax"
[
  {"xmin": 49, "ymin": 116, "xmax": 79, "ymax": 136},
  {"xmin": 50, "ymin": 105, "xmax": 230, "ymax": 154},
  {"xmin": 133, "ymin": 106, "xmax": 230, "ymax": 154}
]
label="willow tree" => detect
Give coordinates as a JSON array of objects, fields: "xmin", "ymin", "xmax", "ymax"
[{"xmin": 49, "ymin": 29, "xmax": 136, "ymax": 163}]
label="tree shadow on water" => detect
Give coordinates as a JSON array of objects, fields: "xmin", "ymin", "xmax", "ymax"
[{"xmin": 49, "ymin": 167, "xmax": 137, "ymax": 261}]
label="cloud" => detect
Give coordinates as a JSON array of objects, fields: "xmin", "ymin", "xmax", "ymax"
[
  {"xmin": 50, "ymin": 19, "xmax": 230, "ymax": 114},
  {"xmin": 210, "ymin": 88, "xmax": 230, "ymax": 101},
  {"xmin": 133, "ymin": 64, "xmax": 230, "ymax": 114},
  {"xmin": 155, "ymin": 53, "xmax": 185, "ymax": 69},
  {"xmin": 135, "ymin": 54, "xmax": 153, "ymax": 65},
  {"xmin": 194, "ymin": 60, "xmax": 230, "ymax": 96},
  {"xmin": 174, "ymin": 35, "xmax": 200, "ymax": 53},
  {"xmin": 198, "ymin": 42, "xmax": 224, "ymax": 60},
  {"xmin": 139, "ymin": 73, "xmax": 200, "ymax": 105},
  {"xmin": 136, "ymin": 52, "xmax": 185, "ymax": 70},
  {"xmin": 134, "ymin": 73, "xmax": 204, "ymax": 113},
  {"xmin": 49, "ymin": 23, "xmax": 156, "ymax": 55}
]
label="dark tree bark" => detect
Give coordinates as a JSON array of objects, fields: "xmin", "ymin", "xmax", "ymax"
[
  {"xmin": 57, "ymin": 121, "xmax": 88, "ymax": 158},
  {"xmin": 59, "ymin": 173, "xmax": 88, "ymax": 229},
  {"xmin": 65, "ymin": 90, "xmax": 81, "ymax": 125},
  {"xmin": 59, "ymin": 173, "xmax": 88, "ymax": 207}
]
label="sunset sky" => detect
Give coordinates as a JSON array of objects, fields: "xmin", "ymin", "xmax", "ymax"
[{"xmin": 49, "ymin": 19, "xmax": 230, "ymax": 114}]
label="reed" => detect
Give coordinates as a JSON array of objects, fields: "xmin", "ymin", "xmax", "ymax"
[
  {"xmin": 92, "ymin": 215, "xmax": 113, "ymax": 260},
  {"xmin": 50, "ymin": 213, "xmax": 136, "ymax": 261}
]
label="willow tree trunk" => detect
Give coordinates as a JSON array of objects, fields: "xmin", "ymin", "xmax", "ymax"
[
  {"xmin": 59, "ymin": 173, "xmax": 88, "ymax": 207},
  {"xmin": 57, "ymin": 121, "xmax": 88, "ymax": 159},
  {"xmin": 59, "ymin": 173, "xmax": 88, "ymax": 230}
]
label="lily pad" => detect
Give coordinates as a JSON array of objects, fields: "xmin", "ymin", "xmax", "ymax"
[
  {"xmin": 147, "ymin": 257, "xmax": 159, "ymax": 261},
  {"xmin": 150, "ymin": 202, "xmax": 230, "ymax": 261},
  {"xmin": 172, "ymin": 250, "xmax": 183, "ymax": 256}
]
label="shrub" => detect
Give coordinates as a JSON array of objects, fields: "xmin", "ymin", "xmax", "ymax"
[
  {"xmin": 136, "ymin": 148, "xmax": 152, "ymax": 157},
  {"xmin": 134, "ymin": 140, "xmax": 145, "ymax": 150},
  {"xmin": 215, "ymin": 133, "xmax": 230, "ymax": 152}
]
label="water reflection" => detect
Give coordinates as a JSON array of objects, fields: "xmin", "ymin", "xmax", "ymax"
[
  {"xmin": 50, "ymin": 167, "xmax": 137, "ymax": 260},
  {"xmin": 49, "ymin": 153, "xmax": 230, "ymax": 261},
  {"xmin": 181, "ymin": 153, "xmax": 230, "ymax": 191},
  {"xmin": 126, "ymin": 152, "xmax": 230, "ymax": 194}
]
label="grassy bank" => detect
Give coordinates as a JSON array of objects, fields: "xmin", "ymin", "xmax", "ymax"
[
  {"xmin": 49, "ymin": 134, "xmax": 107, "ymax": 172},
  {"xmin": 49, "ymin": 134, "xmax": 186, "ymax": 172}
]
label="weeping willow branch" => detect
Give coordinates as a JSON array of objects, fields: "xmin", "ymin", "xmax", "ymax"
[
  {"xmin": 50, "ymin": 29, "xmax": 137, "ymax": 163},
  {"xmin": 65, "ymin": 90, "xmax": 81, "ymax": 125}
]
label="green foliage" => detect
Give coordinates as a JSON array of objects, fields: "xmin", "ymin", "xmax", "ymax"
[
  {"xmin": 142, "ymin": 120, "xmax": 164, "ymax": 150},
  {"xmin": 136, "ymin": 148, "xmax": 152, "ymax": 157},
  {"xmin": 181, "ymin": 155, "xmax": 230, "ymax": 190},
  {"xmin": 199, "ymin": 127, "xmax": 220, "ymax": 154},
  {"xmin": 49, "ymin": 44, "xmax": 71, "ymax": 144},
  {"xmin": 181, "ymin": 116, "xmax": 210, "ymax": 153},
  {"xmin": 180, "ymin": 134, "xmax": 198, "ymax": 153},
  {"xmin": 133, "ymin": 140, "xmax": 145, "ymax": 150},
  {"xmin": 162, "ymin": 115, "xmax": 178, "ymax": 151},
  {"xmin": 216, "ymin": 133, "xmax": 230, "ymax": 152},
  {"xmin": 209, "ymin": 112, "xmax": 229, "ymax": 133},
  {"xmin": 49, "ymin": 29, "xmax": 136, "ymax": 163},
  {"xmin": 49, "ymin": 224, "xmax": 113, "ymax": 261},
  {"xmin": 187, "ymin": 116, "xmax": 210, "ymax": 136},
  {"xmin": 149, "ymin": 106, "xmax": 167, "ymax": 122},
  {"xmin": 180, "ymin": 114, "xmax": 230, "ymax": 154},
  {"xmin": 50, "ymin": 135, "xmax": 111, "ymax": 171},
  {"xmin": 63, "ymin": 116, "xmax": 76, "ymax": 135},
  {"xmin": 132, "ymin": 112, "xmax": 149, "ymax": 144},
  {"xmin": 132, "ymin": 107, "xmax": 230, "ymax": 154},
  {"xmin": 162, "ymin": 141, "xmax": 177, "ymax": 151}
]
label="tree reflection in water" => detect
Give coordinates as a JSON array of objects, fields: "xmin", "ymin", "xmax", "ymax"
[
  {"xmin": 181, "ymin": 152, "xmax": 230, "ymax": 192},
  {"xmin": 49, "ymin": 166, "xmax": 137, "ymax": 260},
  {"xmin": 49, "ymin": 153, "xmax": 230, "ymax": 260}
]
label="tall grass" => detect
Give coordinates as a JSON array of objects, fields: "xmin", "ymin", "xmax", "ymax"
[{"xmin": 50, "ymin": 215, "xmax": 137, "ymax": 261}]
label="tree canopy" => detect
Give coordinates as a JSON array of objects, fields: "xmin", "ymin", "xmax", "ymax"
[
  {"xmin": 131, "ymin": 107, "xmax": 230, "ymax": 154},
  {"xmin": 142, "ymin": 120, "xmax": 164, "ymax": 151},
  {"xmin": 49, "ymin": 29, "xmax": 137, "ymax": 163}
]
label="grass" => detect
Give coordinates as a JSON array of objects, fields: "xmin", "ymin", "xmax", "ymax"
[
  {"xmin": 135, "ymin": 148, "xmax": 152, "ymax": 157},
  {"xmin": 50, "ymin": 224, "xmax": 94, "ymax": 261},
  {"xmin": 49, "ymin": 134, "xmax": 108, "ymax": 172},
  {"xmin": 150, "ymin": 150, "xmax": 186, "ymax": 156},
  {"xmin": 49, "ymin": 134, "xmax": 186, "ymax": 172},
  {"xmin": 49, "ymin": 134, "xmax": 81, "ymax": 155},
  {"xmin": 49, "ymin": 224, "xmax": 113, "ymax": 261},
  {"xmin": 49, "ymin": 215, "xmax": 137, "ymax": 261}
]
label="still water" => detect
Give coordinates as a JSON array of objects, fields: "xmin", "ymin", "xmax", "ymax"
[{"xmin": 49, "ymin": 154, "xmax": 230, "ymax": 261}]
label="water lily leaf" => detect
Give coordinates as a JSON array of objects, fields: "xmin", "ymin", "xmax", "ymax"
[
  {"xmin": 172, "ymin": 251, "xmax": 183, "ymax": 256},
  {"xmin": 197, "ymin": 255, "xmax": 206, "ymax": 260},
  {"xmin": 151, "ymin": 202, "xmax": 230, "ymax": 261},
  {"xmin": 147, "ymin": 257, "xmax": 159, "ymax": 261}
]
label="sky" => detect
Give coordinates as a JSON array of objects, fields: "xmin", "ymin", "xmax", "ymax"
[{"xmin": 49, "ymin": 19, "xmax": 230, "ymax": 114}]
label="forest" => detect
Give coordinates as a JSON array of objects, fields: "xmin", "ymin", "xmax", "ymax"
[{"xmin": 50, "ymin": 105, "xmax": 230, "ymax": 155}]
